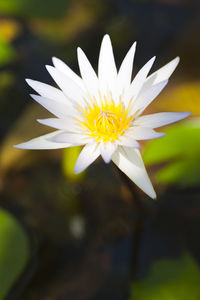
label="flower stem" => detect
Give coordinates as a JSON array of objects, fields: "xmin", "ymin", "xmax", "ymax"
[{"xmin": 112, "ymin": 164, "xmax": 146, "ymax": 279}]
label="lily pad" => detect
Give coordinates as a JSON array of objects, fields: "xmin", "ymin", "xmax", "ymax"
[
  {"xmin": 0, "ymin": 208, "xmax": 30, "ymax": 298},
  {"xmin": 130, "ymin": 253, "xmax": 200, "ymax": 300},
  {"xmin": 143, "ymin": 118, "xmax": 200, "ymax": 185}
]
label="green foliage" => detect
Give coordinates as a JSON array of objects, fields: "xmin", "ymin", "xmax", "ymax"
[
  {"xmin": 0, "ymin": 71, "xmax": 15, "ymax": 90},
  {"xmin": 0, "ymin": 209, "xmax": 30, "ymax": 298},
  {"xmin": 62, "ymin": 146, "xmax": 85, "ymax": 182},
  {"xmin": 130, "ymin": 254, "xmax": 200, "ymax": 300},
  {"xmin": 0, "ymin": 0, "xmax": 70, "ymax": 18},
  {"xmin": 0, "ymin": 38, "xmax": 15, "ymax": 66},
  {"xmin": 143, "ymin": 119, "xmax": 200, "ymax": 185}
]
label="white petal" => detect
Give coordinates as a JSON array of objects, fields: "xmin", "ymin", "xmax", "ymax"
[
  {"xmin": 52, "ymin": 132, "xmax": 92, "ymax": 145},
  {"xmin": 14, "ymin": 130, "xmax": 71, "ymax": 149},
  {"xmin": 46, "ymin": 66, "xmax": 85, "ymax": 104},
  {"xmin": 52, "ymin": 57, "xmax": 85, "ymax": 89},
  {"xmin": 147, "ymin": 57, "xmax": 180, "ymax": 85},
  {"xmin": 77, "ymin": 47, "xmax": 99, "ymax": 97},
  {"xmin": 26, "ymin": 79, "xmax": 67, "ymax": 103},
  {"xmin": 74, "ymin": 143, "xmax": 100, "ymax": 173},
  {"xmin": 134, "ymin": 111, "xmax": 191, "ymax": 128},
  {"xmin": 112, "ymin": 147, "xmax": 156, "ymax": 199},
  {"xmin": 37, "ymin": 117, "xmax": 81, "ymax": 132},
  {"xmin": 123, "ymin": 56, "xmax": 156, "ymax": 105},
  {"xmin": 117, "ymin": 135, "xmax": 140, "ymax": 148},
  {"xmin": 100, "ymin": 141, "xmax": 117, "ymax": 163},
  {"xmin": 130, "ymin": 80, "xmax": 168, "ymax": 115},
  {"xmin": 117, "ymin": 42, "xmax": 136, "ymax": 94},
  {"xmin": 98, "ymin": 34, "xmax": 117, "ymax": 96},
  {"xmin": 128, "ymin": 127, "xmax": 165, "ymax": 140},
  {"xmin": 30, "ymin": 94, "xmax": 75, "ymax": 119},
  {"xmin": 137, "ymin": 57, "xmax": 180, "ymax": 100}
]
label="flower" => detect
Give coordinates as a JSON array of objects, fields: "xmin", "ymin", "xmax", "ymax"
[{"xmin": 14, "ymin": 35, "xmax": 190, "ymax": 198}]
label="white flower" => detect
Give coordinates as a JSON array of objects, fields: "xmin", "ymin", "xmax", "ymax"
[{"xmin": 14, "ymin": 35, "xmax": 190, "ymax": 199}]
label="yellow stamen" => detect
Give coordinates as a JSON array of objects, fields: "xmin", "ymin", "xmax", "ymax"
[{"xmin": 77, "ymin": 96, "xmax": 134, "ymax": 143}]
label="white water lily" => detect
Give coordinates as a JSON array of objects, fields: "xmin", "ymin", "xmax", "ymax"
[{"xmin": 15, "ymin": 35, "xmax": 190, "ymax": 198}]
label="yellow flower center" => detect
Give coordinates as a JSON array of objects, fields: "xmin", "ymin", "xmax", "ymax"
[{"xmin": 77, "ymin": 98, "xmax": 134, "ymax": 142}]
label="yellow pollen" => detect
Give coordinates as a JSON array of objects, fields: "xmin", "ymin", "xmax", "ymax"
[{"xmin": 77, "ymin": 98, "xmax": 134, "ymax": 143}]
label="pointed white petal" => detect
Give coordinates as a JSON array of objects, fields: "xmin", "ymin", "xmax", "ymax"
[
  {"xmin": 46, "ymin": 66, "xmax": 85, "ymax": 104},
  {"xmin": 30, "ymin": 94, "xmax": 75, "ymax": 119},
  {"xmin": 117, "ymin": 42, "xmax": 136, "ymax": 93},
  {"xmin": 112, "ymin": 147, "xmax": 156, "ymax": 198},
  {"xmin": 147, "ymin": 57, "xmax": 180, "ymax": 85},
  {"xmin": 137, "ymin": 57, "xmax": 180, "ymax": 100},
  {"xmin": 74, "ymin": 143, "xmax": 100, "ymax": 173},
  {"xmin": 14, "ymin": 131, "xmax": 71, "ymax": 149},
  {"xmin": 130, "ymin": 80, "xmax": 168, "ymax": 115},
  {"xmin": 77, "ymin": 47, "xmax": 99, "ymax": 97},
  {"xmin": 52, "ymin": 57, "xmax": 85, "ymax": 89},
  {"xmin": 117, "ymin": 135, "xmax": 140, "ymax": 148},
  {"xmin": 37, "ymin": 117, "xmax": 81, "ymax": 132},
  {"xmin": 98, "ymin": 34, "xmax": 117, "ymax": 96},
  {"xmin": 134, "ymin": 111, "xmax": 191, "ymax": 128},
  {"xmin": 52, "ymin": 132, "xmax": 92, "ymax": 145},
  {"xmin": 123, "ymin": 56, "xmax": 156, "ymax": 105},
  {"xmin": 100, "ymin": 142, "xmax": 117, "ymax": 163},
  {"xmin": 128, "ymin": 127, "xmax": 165, "ymax": 140},
  {"xmin": 26, "ymin": 79, "xmax": 67, "ymax": 103}
]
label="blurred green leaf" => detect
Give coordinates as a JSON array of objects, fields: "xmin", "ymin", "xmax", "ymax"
[
  {"xmin": 0, "ymin": 71, "xmax": 15, "ymax": 90},
  {"xmin": 143, "ymin": 118, "xmax": 200, "ymax": 185},
  {"xmin": 0, "ymin": 38, "xmax": 15, "ymax": 66},
  {"xmin": 0, "ymin": 208, "xmax": 30, "ymax": 298},
  {"xmin": 130, "ymin": 253, "xmax": 200, "ymax": 300},
  {"xmin": 0, "ymin": 0, "xmax": 70, "ymax": 18},
  {"xmin": 62, "ymin": 146, "xmax": 85, "ymax": 182}
]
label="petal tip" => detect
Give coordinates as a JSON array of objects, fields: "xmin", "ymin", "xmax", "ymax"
[
  {"xmin": 29, "ymin": 93, "xmax": 38, "ymax": 100},
  {"xmin": 159, "ymin": 132, "xmax": 166, "ymax": 138},
  {"xmin": 37, "ymin": 118, "xmax": 45, "ymax": 125},
  {"xmin": 25, "ymin": 78, "xmax": 33, "ymax": 86},
  {"xmin": 101, "ymin": 34, "xmax": 111, "ymax": 46},
  {"xmin": 45, "ymin": 65, "xmax": 53, "ymax": 72},
  {"xmin": 171, "ymin": 56, "xmax": 180, "ymax": 70},
  {"xmin": 13, "ymin": 144, "xmax": 21, "ymax": 149},
  {"xmin": 101, "ymin": 155, "xmax": 111, "ymax": 164},
  {"xmin": 184, "ymin": 111, "xmax": 191, "ymax": 118},
  {"xmin": 152, "ymin": 56, "xmax": 156, "ymax": 63},
  {"xmin": 74, "ymin": 168, "xmax": 79, "ymax": 174},
  {"xmin": 103, "ymin": 33, "xmax": 110, "ymax": 39},
  {"xmin": 52, "ymin": 56, "xmax": 57, "ymax": 64},
  {"xmin": 77, "ymin": 47, "xmax": 84, "ymax": 59},
  {"xmin": 175, "ymin": 56, "xmax": 180, "ymax": 63},
  {"xmin": 147, "ymin": 188, "xmax": 157, "ymax": 199},
  {"xmin": 74, "ymin": 164, "xmax": 83, "ymax": 174},
  {"xmin": 13, "ymin": 143, "xmax": 28, "ymax": 149}
]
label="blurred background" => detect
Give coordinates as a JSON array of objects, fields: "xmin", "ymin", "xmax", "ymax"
[{"xmin": 0, "ymin": 0, "xmax": 200, "ymax": 299}]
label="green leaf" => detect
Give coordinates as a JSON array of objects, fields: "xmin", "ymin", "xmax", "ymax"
[
  {"xmin": 0, "ymin": 0, "xmax": 70, "ymax": 18},
  {"xmin": 130, "ymin": 253, "xmax": 200, "ymax": 300},
  {"xmin": 0, "ymin": 38, "xmax": 15, "ymax": 66},
  {"xmin": 0, "ymin": 71, "xmax": 15, "ymax": 90},
  {"xmin": 143, "ymin": 118, "xmax": 200, "ymax": 185},
  {"xmin": 62, "ymin": 146, "xmax": 85, "ymax": 182},
  {"xmin": 0, "ymin": 208, "xmax": 30, "ymax": 298}
]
